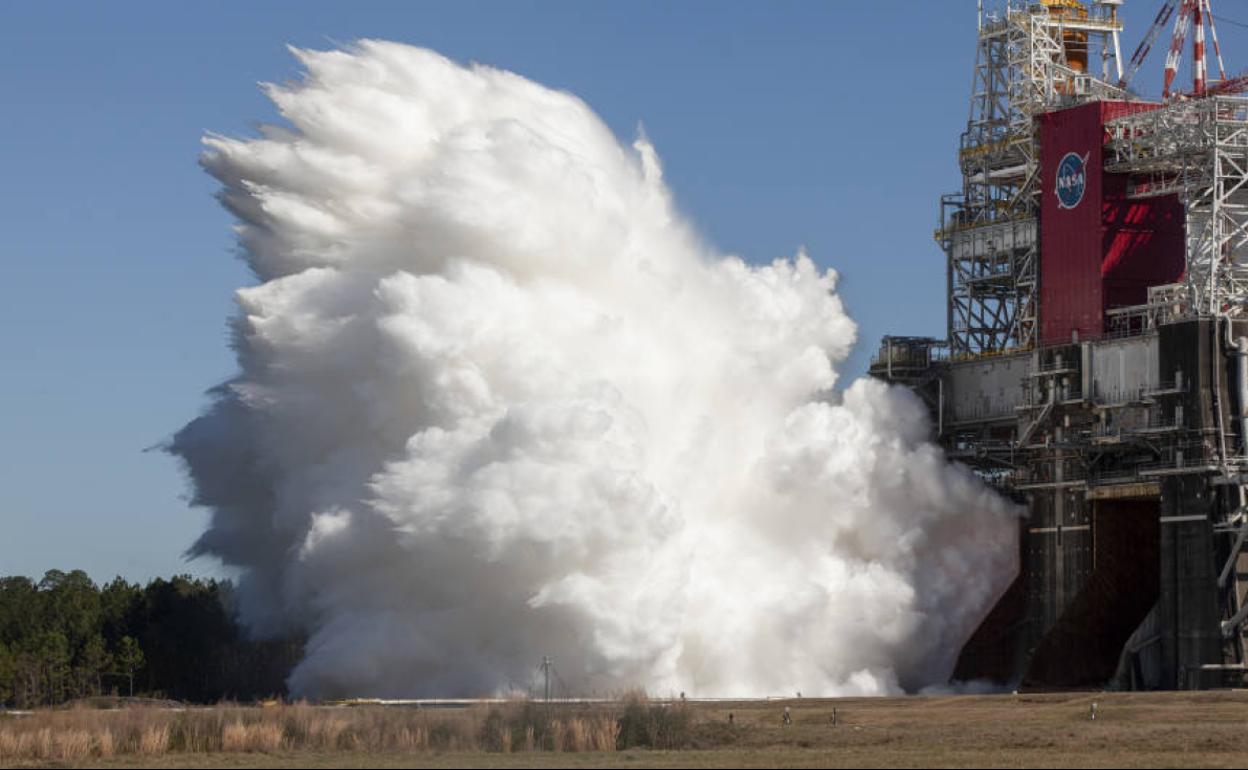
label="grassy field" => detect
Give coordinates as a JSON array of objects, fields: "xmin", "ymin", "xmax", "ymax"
[{"xmin": 5, "ymin": 690, "xmax": 1248, "ymax": 768}]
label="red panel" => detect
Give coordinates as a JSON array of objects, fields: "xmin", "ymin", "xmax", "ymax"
[
  {"xmin": 1039, "ymin": 100, "xmax": 1183, "ymax": 345},
  {"xmin": 1040, "ymin": 102, "xmax": 1105, "ymax": 346},
  {"xmin": 1101, "ymin": 193, "xmax": 1184, "ymax": 310}
]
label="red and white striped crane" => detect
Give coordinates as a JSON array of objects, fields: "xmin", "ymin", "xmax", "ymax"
[{"xmin": 1119, "ymin": 0, "xmax": 1231, "ymax": 98}]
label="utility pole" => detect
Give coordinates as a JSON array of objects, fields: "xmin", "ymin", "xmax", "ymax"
[{"xmin": 540, "ymin": 656, "xmax": 553, "ymax": 702}]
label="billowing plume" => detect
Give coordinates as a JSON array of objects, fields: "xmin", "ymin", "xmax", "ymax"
[{"xmin": 172, "ymin": 40, "xmax": 1018, "ymax": 698}]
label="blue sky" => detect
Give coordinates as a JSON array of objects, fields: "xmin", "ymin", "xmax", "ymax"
[{"xmin": 2, "ymin": 1, "xmax": 1245, "ymax": 584}]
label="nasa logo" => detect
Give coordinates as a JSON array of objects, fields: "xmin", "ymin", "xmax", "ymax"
[{"xmin": 1055, "ymin": 152, "xmax": 1088, "ymax": 210}]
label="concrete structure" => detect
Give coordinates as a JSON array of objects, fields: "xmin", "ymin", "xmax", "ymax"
[{"xmin": 872, "ymin": 1, "xmax": 1248, "ymax": 689}]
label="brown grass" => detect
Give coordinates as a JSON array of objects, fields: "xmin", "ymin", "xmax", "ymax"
[
  {"xmin": 136, "ymin": 724, "xmax": 170, "ymax": 755},
  {"xmin": 0, "ymin": 700, "xmax": 632, "ymax": 763},
  {"xmin": 219, "ymin": 721, "xmax": 282, "ymax": 753},
  {"xmin": 8, "ymin": 690, "xmax": 1248, "ymax": 768},
  {"xmin": 52, "ymin": 727, "xmax": 93, "ymax": 761},
  {"xmin": 95, "ymin": 727, "xmax": 115, "ymax": 758}
]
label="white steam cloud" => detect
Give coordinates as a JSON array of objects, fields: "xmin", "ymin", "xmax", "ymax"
[{"xmin": 172, "ymin": 41, "xmax": 1017, "ymax": 698}]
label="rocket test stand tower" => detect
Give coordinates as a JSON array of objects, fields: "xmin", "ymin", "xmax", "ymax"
[{"xmin": 872, "ymin": 0, "xmax": 1248, "ymax": 689}]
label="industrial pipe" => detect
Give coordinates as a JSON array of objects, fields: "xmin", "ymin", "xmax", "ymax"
[{"xmin": 1236, "ymin": 336, "xmax": 1248, "ymax": 458}]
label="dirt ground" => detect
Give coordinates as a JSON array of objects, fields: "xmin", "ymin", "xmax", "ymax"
[{"xmin": 35, "ymin": 689, "xmax": 1248, "ymax": 769}]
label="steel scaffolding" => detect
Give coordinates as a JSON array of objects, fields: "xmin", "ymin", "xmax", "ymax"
[
  {"xmin": 871, "ymin": 0, "xmax": 1248, "ymax": 693},
  {"xmin": 942, "ymin": 2, "xmax": 1125, "ymax": 357},
  {"xmin": 1104, "ymin": 96, "xmax": 1248, "ymax": 317}
]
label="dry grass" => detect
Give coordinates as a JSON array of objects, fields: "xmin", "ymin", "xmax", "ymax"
[
  {"xmin": 95, "ymin": 728, "xmax": 115, "ymax": 758},
  {"xmin": 135, "ymin": 725, "xmax": 169, "ymax": 755},
  {"xmin": 52, "ymin": 728, "xmax": 93, "ymax": 761},
  {"xmin": 0, "ymin": 700, "xmax": 634, "ymax": 763},
  {"xmin": 6, "ymin": 690, "xmax": 1248, "ymax": 768}
]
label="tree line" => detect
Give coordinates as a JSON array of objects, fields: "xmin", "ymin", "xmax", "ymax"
[{"xmin": 0, "ymin": 570, "xmax": 301, "ymax": 707}]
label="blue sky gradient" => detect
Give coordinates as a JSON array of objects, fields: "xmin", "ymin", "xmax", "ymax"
[{"xmin": 2, "ymin": 1, "xmax": 1245, "ymax": 583}]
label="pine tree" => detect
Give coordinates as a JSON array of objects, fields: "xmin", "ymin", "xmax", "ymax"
[
  {"xmin": 0, "ymin": 641, "xmax": 13, "ymax": 706},
  {"xmin": 116, "ymin": 635, "xmax": 144, "ymax": 697},
  {"xmin": 80, "ymin": 635, "xmax": 111, "ymax": 697}
]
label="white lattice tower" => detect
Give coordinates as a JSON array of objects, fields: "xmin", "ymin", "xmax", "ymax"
[{"xmin": 1104, "ymin": 99, "xmax": 1248, "ymax": 318}]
